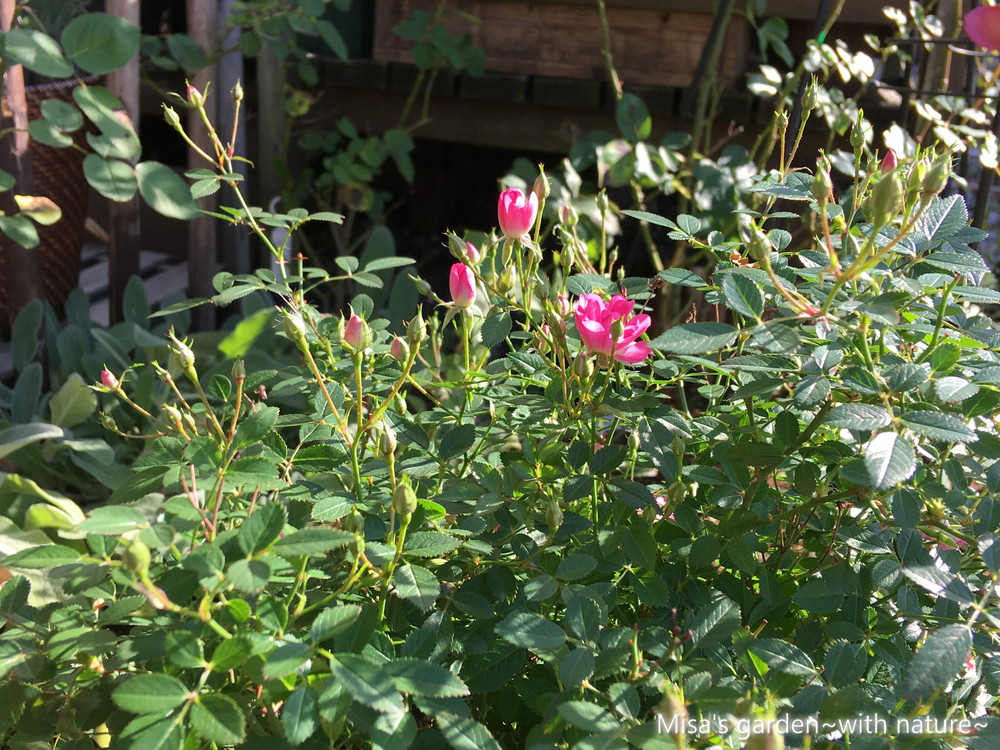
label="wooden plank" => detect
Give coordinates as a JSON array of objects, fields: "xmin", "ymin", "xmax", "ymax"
[{"xmin": 374, "ymin": 1, "xmax": 749, "ymax": 89}]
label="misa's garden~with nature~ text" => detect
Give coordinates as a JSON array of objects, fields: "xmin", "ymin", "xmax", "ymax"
[{"xmin": 7, "ymin": 1, "xmax": 1000, "ymax": 749}]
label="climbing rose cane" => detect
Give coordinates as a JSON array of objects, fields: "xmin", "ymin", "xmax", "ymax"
[
  {"xmin": 574, "ymin": 293, "xmax": 652, "ymax": 364},
  {"xmin": 497, "ymin": 188, "xmax": 539, "ymax": 239},
  {"xmin": 965, "ymin": 5, "xmax": 1000, "ymax": 51},
  {"xmin": 449, "ymin": 263, "xmax": 476, "ymax": 308}
]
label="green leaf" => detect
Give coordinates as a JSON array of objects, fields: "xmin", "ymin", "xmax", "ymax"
[
  {"xmin": 825, "ymin": 403, "xmax": 892, "ymax": 431},
  {"xmin": 748, "ymin": 639, "xmax": 815, "ymax": 676},
  {"xmin": 49, "ymin": 372, "xmax": 97, "ymax": 428},
  {"xmin": 263, "ymin": 642, "xmax": 312, "ymax": 680},
  {"xmin": 108, "ymin": 465, "xmax": 167, "ymax": 504},
  {"xmin": 436, "ymin": 713, "xmax": 503, "ymax": 750},
  {"xmin": 439, "ymin": 423, "xmax": 477, "ymax": 460},
  {"xmin": 76, "ymin": 506, "xmax": 148, "ymax": 534},
  {"xmin": 0, "ymin": 214, "xmax": 39, "ymax": 248},
  {"xmin": 496, "ymin": 611, "xmax": 566, "ymax": 650},
  {"xmin": 935, "ymin": 376, "xmax": 979, "ymax": 403},
  {"xmin": 559, "ymin": 647, "xmax": 596, "ymax": 686},
  {"xmin": 83, "ymin": 154, "xmax": 137, "ymax": 201},
  {"xmin": 218, "ymin": 309, "xmax": 273, "ymax": 358},
  {"xmin": 387, "ymin": 657, "xmax": 470, "ymax": 697},
  {"xmin": 615, "ymin": 93, "xmax": 651, "ymax": 141},
  {"xmin": 650, "ymin": 323, "xmax": 737, "ymax": 354},
  {"xmin": 899, "ymin": 410, "xmax": 976, "ymax": 443},
  {"xmin": 136, "ymin": 161, "xmax": 200, "ymax": 219},
  {"xmin": 922, "ymin": 250, "xmax": 988, "ymax": 273},
  {"xmin": 686, "ymin": 590, "xmax": 740, "ymax": 650},
  {"xmin": 273, "ymin": 527, "xmax": 354, "ymax": 556},
  {"xmin": 227, "ymin": 559, "xmax": 271, "ymax": 592},
  {"xmin": 824, "ymin": 642, "xmax": 866, "ymax": 688},
  {"xmin": 238, "ymin": 503, "xmax": 286, "ymax": 555},
  {"xmin": 623, "ymin": 209, "xmax": 678, "ymax": 230},
  {"xmin": 1, "ymin": 544, "xmax": 80, "ymax": 569},
  {"xmin": 558, "ymin": 701, "xmax": 620, "ymax": 733},
  {"xmin": 0, "ymin": 423, "xmax": 63, "ymax": 460},
  {"xmin": 282, "ymin": 685, "xmax": 319, "ymax": 746},
  {"xmin": 392, "ymin": 563, "xmax": 440, "ymax": 610},
  {"xmin": 209, "ymin": 636, "xmax": 254, "ymax": 672},
  {"xmin": 863, "ymin": 432, "xmax": 916, "ymax": 489},
  {"xmin": 113, "ymin": 674, "xmax": 190, "ymax": 714},
  {"xmin": 62, "ymin": 13, "xmax": 140, "ymax": 75},
  {"xmin": 11, "ymin": 298, "xmax": 42, "ymax": 371},
  {"xmin": 117, "ymin": 715, "xmax": 183, "ymax": 750},
  {"xmin": 792, "ymin": 579, "xmax": 844, "ymax": 614},
  {"xmin": 657, "ymin": 268, "xmax": 705, "ymax": 287},
  {"xmin": 5, "ymin": 28, "xmax": 73, "ymax": 78},
  {"xmin": 404, "ymin": 531, "xmax": 461, "ymax": 557},
  {"xmin": 792, "ymin": 375, "xmax": 830, "ymax": 409},
  {"xmin": 901, "ymin": 624, "xmax": 971, "ymax": 700},
  {"xmin": 979, "ymin": 533, "xmax": 1000, "ymax": 575},
  {"xmin": 329, "ymin": 654, "xmax": 404, "ymax": 716},
  {"xmin": 481, "ymin": 312, "xmax": 512, "ymax": 348},
  {"xmin": 190, "ymin": 692, "xmax": 245, "ymax": 746},
  {"xmin": 311, "ymin": 604, "xmax": 362, "ymax": 644},
  {"xmin": 233, "ymin": 405, "xmax": 279, "ymax": 449},
  {"xmin": 719, "ymin": 273, "xmax": 763, "ymax": 319},
  {"xmin": 556, "ymin": 553, "xmax": 598, "ymax": 581}
]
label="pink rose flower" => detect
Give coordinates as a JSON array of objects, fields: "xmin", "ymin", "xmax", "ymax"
[
  {"xmin": 966, "ymin": 5, "xmax": 1000, "ymax": 51},
  {"xmin": 574, "ymin": 293, "xmax": 652, "ymax": 364},
  {"xmin": 449, "ymin": 262, "xmax": 476, "ymax": 308},
  {"xmin": 498, "ymin": 188, "xmax": 539, "ymax": 239}
]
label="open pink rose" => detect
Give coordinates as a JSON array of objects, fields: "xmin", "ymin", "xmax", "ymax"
[
  {"xmin": 449, "ymin": 263, "xmax": 476, "ymax": 308},
  {"xmin": 966, "ymin": 6, "xmax": 1000, "ymax": 51},
  {"xmin": 574, "ymin": 293, "xmax": 652, "ymax": 364},
  {"xmin": 498, "ymin": 188, "xmax": 538, "ymax": 239}
]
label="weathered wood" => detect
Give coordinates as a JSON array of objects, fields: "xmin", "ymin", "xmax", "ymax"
[
  {"xmin": 105, "ymin": 0, "xmax": 141, "ymax": 325},
  {"xmin": 373, "ymin": 1, "xmax": 749, "ymax": 89},
  {"xmin": 0, "ymin": 0, "xmax": 38, "ymax": 331}
]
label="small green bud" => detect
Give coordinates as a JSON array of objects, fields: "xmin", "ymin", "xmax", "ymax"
[
  {"xmin": 532, "ymin": 169, "xmax": 550, "ymax": 204},
  {"xmin": 812, "ymin": 160, "xmax": 833, "ymax": 202},
  {"xmin": 349, "ymin": 534, "xmax": 365, "ymax": 559},
  {"xmin": 850, "ymin": 113, "xmax": 867, "ymax": 152},
  {"xmin": 232, "ymin": 358, "xmax": 246, "ymax": 382},
  {"xmin": 392, "ymin": 478, "xmax": 418, "ymax": 520},
  {"xmin": 167, "ymin": 328, "xmax": 196, "ymax": 379},
  {"xmin": 865, "ymin": 171, "xmax": 903, "ymax": 225},
  {"xmin": 546, "ymin": 499, "xmax": 563, "ymax": 532},
  {"xmin": 409, "ymin": 275, "xmax": 433, "ymax": 296},
  {"xmin": 163, "ymin": 404, "xmax": 183, "ymax": 425},
  {"xmin": 407, "ymin": 308, "xmax": 426, "ymax": 345},
  {"xmin": 802, "ymin": 78, "xmax": 818, "ymax": 111},
  {"xmin": 283, "ymin": 311, "xmax": 310, "ymax": 353},
  {"xmin": 122, "ymin": 539, "xmax": 151, "ymax": 577},
  {"xmin": 163, "ymin": 105, "xmax": 182, "ymax": 132},
  {"xmin": 373, "ymin": 420, "xmax": 397, "ymax": 458},
  {"xmin": 610, "ymin": 317, "xmax": 625, "ymax": 341},
  {"xmin": 921, "ymin": 155, "xmax": 951, "ymax": 200},
  {"xmin": 231, "ymin": 80, "xmax": 244, "ymax": 103},
  {"xmin": 747, "ymin": 227, "xmax": 771, "ymax": 264},
  {"xmin": 343, "ymin": 509, "xmax": 364, "ymax": 535}
]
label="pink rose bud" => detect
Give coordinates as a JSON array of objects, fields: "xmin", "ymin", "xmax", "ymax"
[
  {"xmin": 100, "ymin": 369, "xmax": 119, "ymax": 390},
  {"xmin": 574, "ymin": 293, "xmax": 652, "ymax": 365},
  {"xmin": 186, "ymin": 83, "xmax": 204, "ymax": 106},
  {"xmin": 449, "ymin": 262, "xmax": 476, "ymax": 308},
  {"xmin": 465, "ymin": 242, "xmax": 481, "ymax": 264},
  {"xmin": 343, "ymin": 313, "xmax": 367, "ymax": 351},
  {"xmin": 498, "ymin": 188, "xmax": 539, "ymax": 239},
  {"xmin": 880, "ymin": 149, "xmax": 897, "ymax": 173},
  {"xmin": 390, "ymin": 336, "xmax": 409, "ymax": 362},
  {"xmin": 965, "ymin": 5, "xmax": 1000, "ymax": 52}
]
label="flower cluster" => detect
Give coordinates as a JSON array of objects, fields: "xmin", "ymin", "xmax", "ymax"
[{"xmin": 574, "ymin": 293, "xmax": 652, "ymax": 364}]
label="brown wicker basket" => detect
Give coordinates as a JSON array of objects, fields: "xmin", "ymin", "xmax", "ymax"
[{"xmin": 0, "ymin": 78, "xmax": 92, "ymax": 331}]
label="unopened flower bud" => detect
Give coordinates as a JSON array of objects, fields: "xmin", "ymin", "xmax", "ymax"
[
  {"xmin": 343, "ymin": 508, "xmax": 364, "ymax": 535},
  {"xmin": 122, "ymin": 539, "xmax": 151, "ymax": 577},
  {"xmin": 610, "ymin": 317, "xmax": 625, "ymax": 341},
  {"xmin": 560, "ymin": 203, "xmax": 578, "ymax": 228},
  {"xmin": 546, "ymin": 499, "xmax": 562, "ymax": 532},
  {"xmin": 168, "ymin": 328, "xmax": 196, "ymax": 378},
  {"xmin": 573, "ymin": 354, "xmax": 593, "ymax": 378},
  {"xmin": 392, "ymin": 478, "xmax": 418, "ymax": 521},
  {"xmin": 812, "ymin": 161, "xmax": 833, "ymax": 202},
  {"xmin": 865, "ymin": 171, "xmax": 903, "ymax": 224},
  {"xmin": 374, "ymin": 420, "xmax": 397, "ymax": 458},
  {"xmin": 283, "ymin": 311, "xmax": 309, "ymax": 353},
  {"xmin": 802, "ymin": 78, "xmax": 818, "ymax": 111},
  {"xmin": 407, "ymin": 308, "xmax": 426, "ymax": 345},
  {"xmin": 100, "ymin": 369, "xmax": 120, "ymax": 391},
  {"xmin": 390, "ymin": 336, "xmax": 409, "ymax": 363},
  {"xmin": 163, "ymin": 404, "xmax": 183, "ymax": 425},
  {"xmin": 99, "ymin": 412, "xmax": 118, "ymax": 432},
  {"xmin": 850, "ymin": 113, "xmax": 867, "ymax": 151},
  {"xmin": 186, "ymin": 82, "xmax": 205, "ymax": 107},
  {"xmin": 464, "ymin": 242, "xmax": 481, "ymax": 264},
  {"xmin": 880, "ymin": 149, "xmax": 898, "ymax": 173},
  {"xmin": 532, "ymin": 169, "xmax": 550, "ymax": 204},
  {"xmin": 163, "ymin": 105, "xmax": 182, "ymax": 132},
  {"xmin": 410, "ymin": 275, "xmax": 433, "ymax": 297},
  {"xmin": 921, "ymin": 154, "xmax": 951, "ymax": 200},
  {"xmin": 232, "ymin": 359, "xmax": 246, "ymax": 382},
  {"xmin": 231, "ymin": 81, "xmax": 244, "ymax": 103},
  {"xmin": 342, "ymin": 313, "xmax": 368, "ymax": 352}
]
